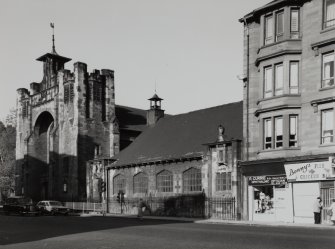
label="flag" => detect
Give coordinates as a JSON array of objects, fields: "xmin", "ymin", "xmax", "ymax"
[{"xmin": 50, "ymin": 23, "xmax": 54, "ymax": 28}]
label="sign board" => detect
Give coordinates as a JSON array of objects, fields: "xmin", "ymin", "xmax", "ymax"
[
  {"xmin": 248, "ymin": 175, "xmax": 287, "ymax": 186},
  {"xmin": 284, "ymin": 161, "xmax": 332, "ymax": 182}
]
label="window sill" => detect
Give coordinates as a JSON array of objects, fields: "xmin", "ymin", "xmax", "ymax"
[
  {"xmin": 259, "ymin": 38, "xmax": 302, "ymax": 51},
  {"xmin": 257, "ymin": 94, "xmax": 301, "ymax": 105},
  {"xmin": 258, "ymin": 147, "xmax": 301, "ymax": 154},
  {"xmin": 319, "ymin": 143, "xmax": 335, "ymax": 148},
  {"xmin": 320, "ymin": 26, "xmax": 335, "ymax": 34},
  {"xmin": 319, "ymin": 85, "xmax": 335, "ymax": 91}
]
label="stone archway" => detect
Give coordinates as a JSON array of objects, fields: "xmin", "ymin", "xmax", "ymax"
[{"xmin": 27, "ymin": 111, "xmax": 55, "ymax": 201}]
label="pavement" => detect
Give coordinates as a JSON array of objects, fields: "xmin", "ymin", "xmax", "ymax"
[{"xmin": 79, "ymin": 212, "xmax": 335, "ymax": 229}]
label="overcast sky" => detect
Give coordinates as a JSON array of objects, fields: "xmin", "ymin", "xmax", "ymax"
[{"xmin": 0, "ymin": 0, "xmax": 269, "ymax": 122}]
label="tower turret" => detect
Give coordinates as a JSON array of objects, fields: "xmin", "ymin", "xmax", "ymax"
[
  {"xmin": 35, "ymin": 23, "xmax": 71, "ymax": 91},
  {"xmin": 147, "ymin": 93, "xmax": 165, "ymax": 126}
]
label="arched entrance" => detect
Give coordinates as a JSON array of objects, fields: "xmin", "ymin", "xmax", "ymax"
[{"xmin": 27, "ymin": 111, "xmax": 55, "ymax": 201}]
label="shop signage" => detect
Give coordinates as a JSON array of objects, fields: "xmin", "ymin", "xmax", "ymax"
[
  {"xmin": 284, "ymin": 161, "xmax": 332, "ymax": 182},
  {"xmin": 248, "ymin": 175, "xmax": 287, "ymax": 186}
]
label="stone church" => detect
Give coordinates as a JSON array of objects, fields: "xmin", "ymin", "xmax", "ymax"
[{"xmin": 15, "ymin": 37, "xmax": 147, "ymax": 202}]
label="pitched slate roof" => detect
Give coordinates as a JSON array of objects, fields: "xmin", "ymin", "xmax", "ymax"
[
  {"xmin": 115, "ymin": 105, "xmax": 147, "ymax": 132},
  {"xmin": 111, "ymin": 101, "xmax": 243, "ymax": 168}
]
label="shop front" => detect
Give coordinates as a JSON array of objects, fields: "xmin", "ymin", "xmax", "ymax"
[
  {"xmin": 284, "ymin": 159, "xmax": 335, "ymax": 224},
  {"xmin": 248, "ymin": 175, "xmax": 293, "ymax": 222},
  {"xmin": 241, "ymin": 159, "xmax": 294, "ymax": 222}
]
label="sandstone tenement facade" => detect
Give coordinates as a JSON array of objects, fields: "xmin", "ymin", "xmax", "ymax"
[{"xmin": 240, "ymin": 0, "xmax": 335, "ymax": 223}]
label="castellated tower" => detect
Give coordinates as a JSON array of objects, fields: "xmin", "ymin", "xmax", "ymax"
[{"xmin": 15, "ymin": 45, "xmax": 119, "ymax": 201}]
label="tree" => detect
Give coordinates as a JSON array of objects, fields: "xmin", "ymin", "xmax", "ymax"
[
  {"xmin": 5, "ymin": 108, "xmax": 16, "ymax": 128},
  {"xmin": 0, "ymin": 121, "xmax": 16, "ymax": 200}
]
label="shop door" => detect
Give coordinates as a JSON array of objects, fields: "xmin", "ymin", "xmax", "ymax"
[
  {"xmin": 293, "ymin": 182, "xmax": 319, "ymax": 224},
  {"xmin": 321, "ymin": 187, "xmax": 334, "ymax": 223},
  {"xmin": 274, "ymin": 186, "xmax": 293, "ymax": 222}
]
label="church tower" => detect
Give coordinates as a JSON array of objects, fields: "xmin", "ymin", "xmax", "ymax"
[{"xmin": 15, "ymin": 25, "xmax": 119, "ymax": 201}]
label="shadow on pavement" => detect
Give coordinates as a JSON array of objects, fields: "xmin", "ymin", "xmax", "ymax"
[{"xmin": 0, "ymin": 214, "xmax": 191, "ymax": 245}]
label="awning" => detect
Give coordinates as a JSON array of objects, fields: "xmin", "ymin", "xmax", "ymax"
[{"xmin": 241, "ymin": 159, "xmax": 285, "ymax": 176}]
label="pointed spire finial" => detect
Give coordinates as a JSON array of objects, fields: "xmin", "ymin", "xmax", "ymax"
[
  {"xmin": 155, "ymin": 79, "xmax": 157, "ymax": 94},
  {"xmin": 50, "ymin": 22, "xmax": 56, "ymax": 54}
]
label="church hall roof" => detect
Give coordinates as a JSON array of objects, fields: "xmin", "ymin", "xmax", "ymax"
[
  {"xmin": 110, "ymin": 101, "xmax": 242, "ymax": 168},
  {"xmin": 115, "ymin": 105, "xmax": 148, "ymax": 132}
]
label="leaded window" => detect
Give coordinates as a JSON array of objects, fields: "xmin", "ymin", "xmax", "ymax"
[
  {"xmin": 157, "ymin": 170, "xmax": 173, "ymax": 193},
  {"xmin": 183, "ymin": 168, "xmax": 202, "ymax": 192},
  {"xmin": 216, "ymin": 172, "xmax": 232, "ymax": 191},
  {"xmin": 113, "ymin": 174, "xmax": 126, "ymax": 194},
  {"xmin": 133, "ymin": 172, "xmax": 148, "ymax": 194}
]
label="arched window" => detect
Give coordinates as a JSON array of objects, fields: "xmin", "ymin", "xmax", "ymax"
[
  {"xmin": 183, "ymin": 168, "xmax": 202, "ymax": 192},
  {"xmin": 157, "ymin": 170, "xmax": 173, "ymax": 193},
  {"xmin": 113, "ymin": 174, "xmax": 126, "ymax": 194},
  {"xmin": 133, "ymin": 172, "xmax": 148, "ymax": 194}
]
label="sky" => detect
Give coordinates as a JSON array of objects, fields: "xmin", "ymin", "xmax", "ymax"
[{"xmin": 0, "ymin": 0, "xmax": 270, "ymax": 122}]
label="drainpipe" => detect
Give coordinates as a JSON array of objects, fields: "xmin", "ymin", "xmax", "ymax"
[{"xmin": 243, "ymin": 18, "xmax": 250, "ymax": 221}]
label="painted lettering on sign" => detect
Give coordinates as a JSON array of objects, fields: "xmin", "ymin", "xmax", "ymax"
[{"xmin": 284, "ymin": 161, "xmax": 332, "ymax": 182}]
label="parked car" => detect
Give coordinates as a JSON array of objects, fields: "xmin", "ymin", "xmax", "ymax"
[
  {"xmin": 3, "ymin": 196, "xmax": 39, "ymax": 216},
  {"xmin": 36, "ymin": 200, "xmax": 71, "ymax": 215}
]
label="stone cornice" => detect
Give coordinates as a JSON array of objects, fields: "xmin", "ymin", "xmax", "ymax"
[
  {"xmin": 255, "ymin": 49, "xmax": 302, "ymax": 66},
  {"xmin": 255, "ymin": 104, "xmax": 301, "ymax": 117}
]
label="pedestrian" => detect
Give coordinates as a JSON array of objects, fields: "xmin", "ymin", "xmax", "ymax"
[
  {"xmin": 313, "ymin": 197, "xmax": 323, "ymax": 224},
  {"xmin": 137, "ymin": 198, "xmax": 145, "ymax": 220},
  {"xmin": 328, "ymin": 199, "xmax": 335, "ymax": 225}
]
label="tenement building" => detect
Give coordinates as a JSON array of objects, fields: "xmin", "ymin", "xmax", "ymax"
[
  {"xmin": 15, "ymin": 38, "xmax": 147, "ymax": 202},
  {"xmin": 240, "ymin": 0, "xmax": 335, "ymax": 223},
  {"xmin": 96, "ymin": 100, "xmax": 243, "ymax": 218}
]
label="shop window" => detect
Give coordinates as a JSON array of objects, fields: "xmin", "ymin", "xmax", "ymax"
[
  {"xmin": 275, "ymin": 11, "xmax": 284, "ymax": 42},
  {"xmin": 265, "ymin": 15, "xmax": 274, "ymax": 45},
  {"xmin": 113, "ymin": 174, "xmax": 126, "ymax": 194},
  {"xmin": 321, "ymin": 109, "xmax": 334, "ymax": 144},
  {"xmin": 133, "ymin": 172, "xmax": 148, "ymax": 194},
  {"xmin": 324, "ymin": 0, "xmax": 335, "ymax": 29},
  {"xmin": 289, "ymin": 115, "xmax": 298, "ymax": 147},
  {"xmin": 216, "ymin": 172, "xmax": 231, "ymax": 191},
  {"xmin": 157, "ymin": 170, "xmax": 173, "ymax": 193},
  {"xmin": 322, "ymin": 52, "xmax": 334, "ymax": 88},
  {"xmin": 183, "ymin": 168, "xmax": 202, "ymax": 192},
  {"xmin": 290, "ymin": 9, "xmax": 300, "ymax": 39},
  {"xmin": 274, "ymin": 64, "xmax": 284, "ymax": 96},
  {"xmin": 253, "ymin": 186, "xmax": 274, "ymax": 214},
  {"xmin": 274, "ymin": 117, "xmax": 283, "ymax": 148}
]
